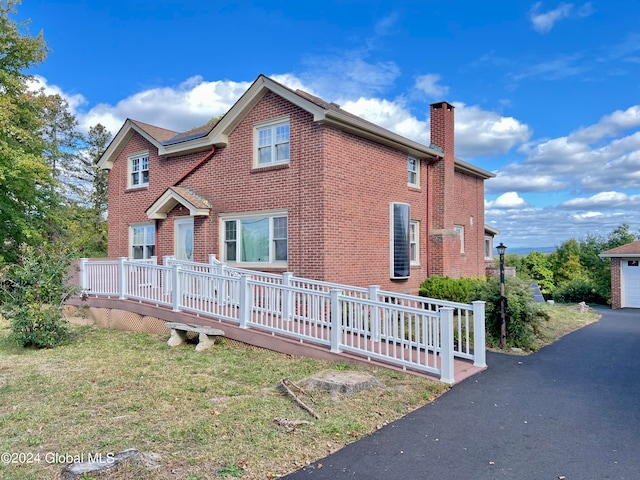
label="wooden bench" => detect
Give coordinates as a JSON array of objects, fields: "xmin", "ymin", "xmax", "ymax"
[{"xmin": 165, "ymin": 322, "xmax": 225, "ymax": 352}]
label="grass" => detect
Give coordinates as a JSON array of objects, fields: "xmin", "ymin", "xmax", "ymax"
[
  {"xmin": 0, "ymin": 303, "xmax": 600, "ymax": 479},
  {"xmin": 531, "ymin": 303, "xmax": 601, "ymax": 350}
]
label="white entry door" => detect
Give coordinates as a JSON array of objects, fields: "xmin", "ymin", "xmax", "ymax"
[
  {"xmin": 175, "ymin": 218, "xmax": 194, "ymax": 261},
  {"xmin": 622, "ymin": 260, "xmax": 640, "ymax": 308}
]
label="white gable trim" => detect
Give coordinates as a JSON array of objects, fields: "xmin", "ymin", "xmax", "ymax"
[{"xmin": 146, "ymin": 189, "xmax": 210, "ymax": 220}]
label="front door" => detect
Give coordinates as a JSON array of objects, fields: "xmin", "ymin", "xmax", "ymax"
[{"xmin": 175, "ymin": 218, "xmax": 194, "ymax": 261}]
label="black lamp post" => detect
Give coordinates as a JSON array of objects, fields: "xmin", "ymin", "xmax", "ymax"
[{"xmin": 496, "ymin": 242, "xmax": 507, "ymax": 350}]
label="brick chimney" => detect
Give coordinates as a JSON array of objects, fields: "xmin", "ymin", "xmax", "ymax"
[
  {"xmin": 430, "ymin": 101, "xmax": 455, "ymax": 158},
  {"xmin": 428, "ymin": 101, "xmax": 460, "ymax": 277}
]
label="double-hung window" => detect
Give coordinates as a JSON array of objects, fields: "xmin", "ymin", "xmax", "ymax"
[
  {"xmin": 223, "ymin": 214, "xmax": 287, "ymax": 264},
  {"xmin": 256, "ymin": 119, "xmax": 290, "ymax": 166},
  {"xmin": 129, "ymin": 153, "xmax": 149, "ymax": 188},
  {"xmin": 454, "ymin": 225, "xmax": 465, "ymax": 253},
  {"xmin": 410, "ymin": 220, "xmax": 419, "ymax": 265},
  {"xmin": 131, "ymin": 223, "xmax": 155, "ymax": 259},
  {"xmin": 408, "ymin": 156, "xmax": 419, "ymax": 187},
  {"xmin": 485, "ymin": 236, "xmax": 493, "ymax": 260}
]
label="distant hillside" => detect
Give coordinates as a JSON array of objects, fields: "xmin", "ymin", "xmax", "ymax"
[{"xmin": 507, "ymin": 246, "xmax": 556, "ymax": 256}]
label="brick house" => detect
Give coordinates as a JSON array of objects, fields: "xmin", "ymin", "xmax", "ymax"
[
  {"xmin": 98, "ymin": 74, "xmax": 495, "ymax": 293},
  {"xmin": 600, "ymin": 241, "xmax": 640, "ymax": 308}
]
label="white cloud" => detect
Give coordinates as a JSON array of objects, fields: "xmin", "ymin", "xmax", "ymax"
[
  {"xmin": 560, "ymin": 191, "xmax": 640, "ymax": 209},
  {"xmin": 454, "ymin": 103, "xmax": 532, "ymax": 158},
  {"xmin": 300, "ymin": 54, "xmax": 401, "ymax": 99},
  {"xmin": 485, "ymin": 192, "xmax": 529, "ymax": 209},
  {"xmin": 27, "ymin": 75, "xmax": 87, "ymax": 113},
  {"xmin": 341, "ymin": 98, "xmax": 532, "ymax": 159},
  {"xmin": 340, "ymin": 97, "xmax": 431, "ymax": 145},
  {"xmin": 529, "ymin": 2, "xmax": 593, "ymax": 34},
  {"xmin": 486, "ymin": 172, "xmax": 568, "ymax": 194},
  {"xmin": 572, "ymin": 211, "xmax": 603, "ymax": 220},
  {"xmin": 414, "ymin": 74, "xmax": 449, "ymax": 98},
  {"xmin": 569, "ymin": 105, "xmax": 640, "ymax": 143}
]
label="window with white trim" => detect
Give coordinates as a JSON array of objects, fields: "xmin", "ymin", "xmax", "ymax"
[
  {"xmin": 408, "ymin": 156, "xmax": 419, "ymax": 187},
  {"xmin": 390, "ymin": 203, "xmax": 410, "ymax": 279},
  {"xmin": 410, "ymin": 220, "xmax": 419, "ymax": 265},
  {"xmin": 130, "ymin": 223, "xmax": 155, "ymax": 259},
  {"xmin": 223, "ymin": 214, "xmax": 287, "ymax": 264},
  {"xmin": 255, "ymin": 119, "xmax": 290, "ymax": 166},
  {"xmin": 485, "ymin": 236, "xmax": 493, "ymax": 260},
  {"xmin": 129, "ymin": 153, "xmax": 149, "ymax": 188},
  {"xmin": 454, "ymin": 225, "xmax": 465, "ymax": 253}
]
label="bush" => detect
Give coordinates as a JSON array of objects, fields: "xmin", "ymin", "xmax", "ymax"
[
  {"xmin": 419, "ymin": 276, "xmax": 484, "ymax": 304},
  {"xmin": 479, "ymin": 276, "xmax": 549, "ymax": 350},
  {"xmin": 1, "ymin": 243, "xmax": 77, "ymax": 348},
  {"xmin": 553, "ymin": 276, "xmax": 608, "ymax": 305}
]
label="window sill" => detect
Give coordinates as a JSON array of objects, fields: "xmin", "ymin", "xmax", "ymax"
[
  {"xmin": 126, "ymin": 185, "xmax": 149, "ymax": 192},
  {"xmin": 226, "ymin": 262, "xmax": 288, "ymax": 269},
  {"xmin": 251, "ymin": 163, "xmax": 290, "ymax": 173},
  {"xmin": 408, "ymin": 185, "xmax": 421, "ymax": 191}
]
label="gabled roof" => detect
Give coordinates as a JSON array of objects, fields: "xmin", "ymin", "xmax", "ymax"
[
  {"xmin": 97, "ymin": 74, "xmax": 493, "ymax": 180},
  {"xmin": 599, "ymin": 240, "xmax": 640, "ymax": 258},
  {"xmin": 146, "ymin": 187, "xmax": 211, "ymax": 220}
]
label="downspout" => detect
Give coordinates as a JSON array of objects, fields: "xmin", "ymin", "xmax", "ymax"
[
  {"xmin": 172, "ymin": 146, "xmax": 216, "ymax": 187},
  {"xmin": 425, "ymin": 156, "xmax": 442, "ymax": 279}
]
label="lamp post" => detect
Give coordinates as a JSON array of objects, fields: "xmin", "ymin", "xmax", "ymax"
[{"xmin": 496, "ymin": 242, "xmax": 507, "ymax": 350}]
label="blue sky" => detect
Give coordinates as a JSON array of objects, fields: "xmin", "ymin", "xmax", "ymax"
[{"xmin": 16, "ymin": 0, "xmax": 640, "ymax": 250}]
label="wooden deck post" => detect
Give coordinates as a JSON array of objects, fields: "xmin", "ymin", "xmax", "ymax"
[
  {"xmin": 171, "ymin": 263, "xmax": 181, "ymax": 312},
  {"xmin": 239, "ymin": 275, "xmax": 250, "ymax": 329},
  {"xmin": 282, "ymin": 272, "xmax": 293, "ymax": 322},
  {"xmin": 79, "ymin": 258, "xmax": 88, "ymax": 291},
  {"xmin": 118, "ymin": 257, "xmax": 127, "ymax": 300},
  {"xmin": 368, "ymin": 285, "xmax": 381, "ymax": 341},
  {"xmin": 472, "ymin": 301, "xmax": 487, "ymax": 368},
  {"xmin": 439, "ymin": 307, "xmax": 455, "ymax": 384},
  {"xmin": 330, "ymin": 289, "xmax": 341, "ymax": 353}
]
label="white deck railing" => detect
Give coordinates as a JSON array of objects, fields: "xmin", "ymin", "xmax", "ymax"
[{"xmin": 79, "ymin": 257, "xmax": 486, "ymax": 383}]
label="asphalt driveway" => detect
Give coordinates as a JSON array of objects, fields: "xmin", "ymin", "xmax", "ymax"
[{"xmin": 284, "ymin": 307, "xmax": 640, "ymax": 479}]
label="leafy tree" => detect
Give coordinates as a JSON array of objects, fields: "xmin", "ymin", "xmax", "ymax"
[
  {"xmin": 60, "ymin": 123, "xmax": 111, "ymax": 256},
  {"xmin": 520, "ymin": 251, "xmax": 554, "ymax": 296},
  {"xmin": 549, "ymin": 238, "xmax": 583, "ymax": 285},
  {"xmin": 604, "ymin": 223, "xmax": 639, "ymax": 250},
  {"xmin": 0, "ymin": 0, "xmax": 58, "ymax": 263}
]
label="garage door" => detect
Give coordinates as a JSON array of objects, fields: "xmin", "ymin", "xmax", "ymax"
[{"xmin": 622, "ymin": 260, "xmax": 640, "ymax": 308}]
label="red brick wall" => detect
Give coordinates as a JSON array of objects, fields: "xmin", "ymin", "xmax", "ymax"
[
  {"xmin": 106, "ymin": 132, "xmax": 202, "ymax": 259},
  {"xmin": 320, "ymin": 126, "xmax": 428, "ymax": 292},
  {"xmin": 105, "ymin": 91, "xmax": 487, "ymax": 293},
  {"xmin": 610, "ymin": 258, "xmax": 621, "ymax": 309},
  {"xmin": 452, "ymin": 170, "xmax": 487, "ymax": 278}
]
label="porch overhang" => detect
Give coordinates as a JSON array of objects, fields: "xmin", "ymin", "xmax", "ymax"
[{"xmin": 146, "ymin": 187, "xmax": 211, "ymax": 220}]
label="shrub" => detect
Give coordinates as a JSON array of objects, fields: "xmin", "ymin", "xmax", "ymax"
[
  {"xmin": 554, "ymin": 276, "xmax": 608, "ymax": 305},
  {"xmin": 479, "ymin": 276, "xmax": 549, "ymax": 350},
  {"xmin": 419, "ymin": 276, "xmax": 484, "ymax": 304},
  {"xmin": 0, "ymin": 243, "xmax": 77, "ymax": 348}
]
